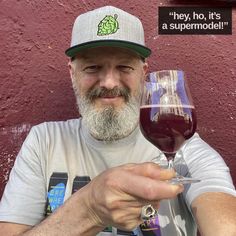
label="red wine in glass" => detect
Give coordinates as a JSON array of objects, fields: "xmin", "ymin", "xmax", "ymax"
[
  {"xmin": 140, "ymin": 70, "xmax": 200, "ymax": 184},
  {"xmin": 140, "ymin": 106, "xmax": 197, "ymax": 158}
]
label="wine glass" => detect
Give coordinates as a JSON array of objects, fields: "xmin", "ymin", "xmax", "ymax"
[{"xmin": 139, "ymin": 70, "xmax": 200, "ymax": 184}]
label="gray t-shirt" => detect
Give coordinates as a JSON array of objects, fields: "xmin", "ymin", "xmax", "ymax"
[{"xmin": 0, "ymin": 118, "xmax": 235, "ymax": 236}]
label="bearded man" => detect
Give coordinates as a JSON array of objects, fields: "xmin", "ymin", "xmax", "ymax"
[{"xmin": 0, "ymin": 5, "xmax": 235, "ymax": 236}]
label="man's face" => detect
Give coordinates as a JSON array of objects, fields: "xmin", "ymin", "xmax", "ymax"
[{"xmin": 69, "ymin": 47, "xmax": 148, "ymax": 141}]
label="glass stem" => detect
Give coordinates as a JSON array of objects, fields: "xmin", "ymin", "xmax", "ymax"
[
  {"xmin": 165, "ymin": 153, "xmax": 176, "ymax": 169},
  {"xmin": 168, "ymin": 158, "xmax": 174, "ymax": 169}
]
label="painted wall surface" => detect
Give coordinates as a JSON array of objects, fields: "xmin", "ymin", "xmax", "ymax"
[{"xmin": 0, "ymin": 0, "xmax": 235, "ymax": 199}]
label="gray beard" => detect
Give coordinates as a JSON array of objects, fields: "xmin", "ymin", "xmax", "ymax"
[{"xmin": 73, "ymin": 85, "xmax": 140, "ymax": 142}]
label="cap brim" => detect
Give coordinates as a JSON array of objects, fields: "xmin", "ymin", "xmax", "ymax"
[{"xmin": 65, "ymin": 40, "xmax": 151, "ymax": 58}]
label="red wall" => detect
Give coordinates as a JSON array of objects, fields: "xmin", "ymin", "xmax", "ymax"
[{"xmin": 0, "ymin": 0, "xmax": 235, "ymax": 197}]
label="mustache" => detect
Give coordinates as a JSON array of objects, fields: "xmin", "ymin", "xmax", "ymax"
[{"xmin": 86, "ymin": 86, "xmax": 131, "ymax": 102}]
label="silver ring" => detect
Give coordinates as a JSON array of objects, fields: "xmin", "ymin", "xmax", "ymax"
[{"xmin": 140, "ymin": 204, "xmax": 158, "ymax": 221}]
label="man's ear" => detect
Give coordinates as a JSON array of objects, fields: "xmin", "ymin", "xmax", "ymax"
[
  {"xmin": 68, "ymin": 60, "xmax": 75, "ymax": 81},
  {"xmin": 143, "ymin": 62, "xmax": 149, "ymax": 81}
]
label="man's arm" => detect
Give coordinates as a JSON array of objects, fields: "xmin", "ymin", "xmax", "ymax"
[
  {"xmin": 192, "ymin": 192, "xmax": 236, "ymax": 236},
  {"xmin": 0, "ymin": 222, "xmax": 31, "ymax": 236},
  {"xmin": 0, "ymin": 180, "xmax": 103, "ymax": 236},
  {"xmin": 0, "ymin": 163, "xmax": 183, "ymax": 236}
]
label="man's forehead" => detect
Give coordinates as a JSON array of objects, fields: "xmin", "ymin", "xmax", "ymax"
[{"xmin": 75, "ymin": 46, "xmax": 141, "ymax": 61}]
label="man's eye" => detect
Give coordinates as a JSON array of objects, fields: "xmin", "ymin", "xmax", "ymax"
[
  {"xmin": 118, "ymin": 65, "xmax": 134, "ymax": 72},
  {"xmin": 83, "ymin": 65, "xmax": 100, "ymax": 73}
]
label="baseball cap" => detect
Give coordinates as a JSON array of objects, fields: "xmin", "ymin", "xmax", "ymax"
[{"xmin": 65, "ymin": 6, "xmax": 151, "ymax": 58}]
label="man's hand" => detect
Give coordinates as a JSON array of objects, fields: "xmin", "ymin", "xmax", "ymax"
[
  {"xmin": 83, "ymin": 162, "xmax": 183, "ymax": 231},
  {"xmin": 1, "ymin": 162, "xmax": 183, "ymax": 236}
]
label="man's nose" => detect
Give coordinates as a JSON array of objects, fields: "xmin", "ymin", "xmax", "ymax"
[{"xmin": 99, "ymin": 69, "xmax": 120, "ymax": 89}]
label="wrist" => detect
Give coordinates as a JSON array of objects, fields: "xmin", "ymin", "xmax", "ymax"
[
  {"xmin": 25, "ymin": 184, "xmax": 105, "ymax": 236},
  {"xmin": 64, "ymin": 185, "xmax": 105, "ymax": 235}
]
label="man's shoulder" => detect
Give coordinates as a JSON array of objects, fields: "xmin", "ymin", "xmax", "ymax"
[
  {"xmin": 34, "ymin": 118, "xmax": 81, "ymax": 129},
  {"xmin": 182, "ymin": 132, "xmax": 217, "ymax": 153},
  {"xmin": 31, "ymin": 118, "xmax": 82, "ymax": 137}
]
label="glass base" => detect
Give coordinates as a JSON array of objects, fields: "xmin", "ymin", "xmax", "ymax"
[
  {"xmin": 155, "ymin": 157, "xmax": 201, "ymax": 185},
  {"xmin": 169, "ymin": 175, "xmax": 201, "ymax": 185}
]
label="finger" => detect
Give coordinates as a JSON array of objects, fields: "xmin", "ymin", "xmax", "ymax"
[
  {"xmin": 124, "ymin": 162, "xmax": 176, "ymax": 181},
  {"xmin": 108, "ymin": 206, "xmax": 143, "ymax": 229},
  {"xmin": 117, "ymin": 170, "xmax": 183, "ymax": 201},
  {"xmin": 112, "ymin": 193, "xmax": 160, "ymax": 209},
  {"xmin": 130, "ymin": 197, "xmax": 161, "ymax": 209},
  {"xmin": 140, "ymin": 201, "xmax": 160, "ymax": 210}
]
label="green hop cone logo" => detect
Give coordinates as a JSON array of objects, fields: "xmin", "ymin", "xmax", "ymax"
[{"xmin": 97, "ymin": 14, "xmax": 119, "ymax": 36}]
